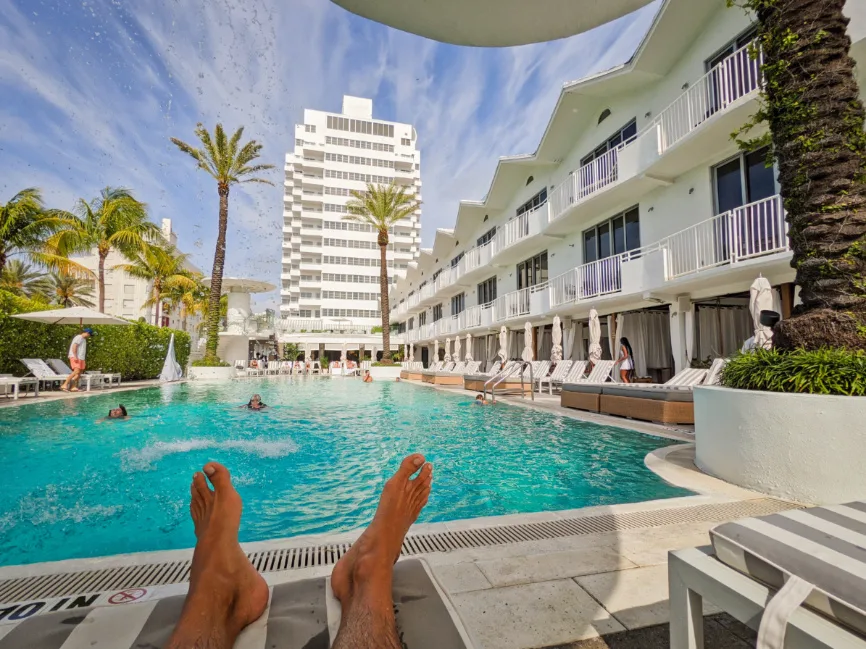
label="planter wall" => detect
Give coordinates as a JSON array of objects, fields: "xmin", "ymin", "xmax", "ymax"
[
  {"xmin": 369, "ymin": 366, "xmax": 403, "ymax": 380},
  {"xmin": 188, "ymin": 366, "xmax": 237, "ymax": 381},
  {"xmin": 695, "ymin": 386, "xmax": 866, "ymax": 504}
]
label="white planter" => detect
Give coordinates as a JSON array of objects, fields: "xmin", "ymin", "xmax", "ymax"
[
  {"xmin": 188, "ymin": 366, "xmax": 237, "ymax": 381},
  {"xmin": 369, "ymin": 366, "xmax": 403, "ymax": 379},
  {"xmin": 695, "ymin": 386, "xmax": 866, "ymax": 504}
]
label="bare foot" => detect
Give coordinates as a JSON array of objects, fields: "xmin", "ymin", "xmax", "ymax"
[
  {"xmin": 168, "ymin": 463, "xmax": 269, "ymax": 647},
  {"xmin": 331, "ymin": 453, "xmax": 433, "ymax": 605}
]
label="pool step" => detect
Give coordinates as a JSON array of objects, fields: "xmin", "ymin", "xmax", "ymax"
[{"xmin": 0, "ymin": 497, "xmax": 796, "ymax": 605}]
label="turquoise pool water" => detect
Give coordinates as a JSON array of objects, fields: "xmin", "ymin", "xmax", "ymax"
[{"xmin": 0, "ymin": 379, "xmax": 689, "ymax": 566}]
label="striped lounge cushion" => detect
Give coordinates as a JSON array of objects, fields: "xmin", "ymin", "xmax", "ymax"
[
  {"xmin": 711, "ymin": 502, "xmax": 866, "ymax": 637},
  {"xmin": 0, "ymin": 559, "xmax": 475, "ymax": 649}
]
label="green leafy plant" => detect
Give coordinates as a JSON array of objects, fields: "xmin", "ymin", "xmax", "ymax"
[
  {"xmin": 721, "ymin": 348, "xmax": 866, "ymax": 396},
  {"xmin": 191, "ymin": 357, "xmax": 230, "ymax": 367},
  {"xmin": 372, "ymin": 361, "xmax": 402, "ymax": 367},
  {"xmin": 0, "ymin": 289, "xmax": 190, "ymax": 379}
]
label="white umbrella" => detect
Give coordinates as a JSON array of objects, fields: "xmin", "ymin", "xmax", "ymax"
[
  {"xmin": 521, "ymin": 321, "xmax": 534, "ymax": 361},
  {"xmin": 12, "ymin": 306, "xmax": 130, "ymax": 326},
  {"xmin": 409, "ymin": 343, "xmax": 414, "ymax": 362},
  {"xmin": 498, "ymin": 326, "xmax": 508, "ymax": 362},
  {"xmin": 444, "ymin": 337, "xmax": 452, "ymax": 363},
  {"xmin": 454, "ymin": 334, "xmax": 461, "ymax": 363},
  {"xmin": 465, "ymin": 333, "xmax": 473, "ymax": 362},
  {"xmin": 159, "ymin": 333, "xmax": 183, "ymax": 382},
  {"xmin": 340, "ymin": 343, "xmax": 347, "ymax": 364},
  {"xmin": 588, "ymin": 308, "xmax": 603, "ymax": 364},
  {"xmin": 433, "ymin": 339, "xmax": 439, "ymax": 363},
  {"xmin": 750, "ymin": 276, "xmax": 775, "ymax": 350},
  {"xmin": 551, "ymin": 316, "xmax": 563, "ymax": 362}
]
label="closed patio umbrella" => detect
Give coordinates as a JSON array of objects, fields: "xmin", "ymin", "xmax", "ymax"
[
  {"xmin": 340, "ymin": 343, "xmax": 347, "ymax": 364},
  {"xmin": 551, "ymin": 316, "xmax": 563, "ymax": 362},
  {"xmin": 522, "ymin": 321, "xmax": 534, "ymax": 361},
  {"xmin": 750, "ymin": 275, "xmax": 775, "ymax": 350},
  {"xmin": 465, "ymin": 333, "xmax": 473, "ymax": 362},
  {"xmin": 409, "ymin": 343, "xmax": 414, "ymax": 362},
  {"xmin": 159, "ymin": 333, "xmax": 183, "ymax": 382},
  {"xmin": 498, "ymin": 326, "xmax": 508, "ymax": 362},
  {"xmin": 454, "ymin": 334, "xmax": 461, "ymax": 363},
  {"xmin": 588, "ymin": 308, "xmax": 603, "ymax": 364},
  {"xmin": 433, "ymin": 339, "xmax": 439, "ymax": 363},
  {"xmin": 444, "ymin": 337, "xmax": 452, "ymax": 363}
]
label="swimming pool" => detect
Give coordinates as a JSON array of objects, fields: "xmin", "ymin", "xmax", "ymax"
[{"xmin": 0, "ymin": 379, "xmax": 689, "ymax": 566}]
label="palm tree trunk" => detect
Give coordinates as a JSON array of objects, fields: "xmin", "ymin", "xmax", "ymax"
[
  {"xmin": 755, "ymin": 0, "xmax": 866, "ymax": 351},
  {"xmin": 98, "ymin": 252, "xmax": 107, "ymax": 313},
  {"xmin": 379, "ymin": 239, "xmax": 391, "ymax": 361},
  {"xmin": 154, "ymin": 283, "xmax": 161, "ymax": 327},
  {"xmin": 205, "ymin": 183, "xmax": 229, "ymax": 360}
]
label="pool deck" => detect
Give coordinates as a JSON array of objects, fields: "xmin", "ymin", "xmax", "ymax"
[
  {"xmin": 0, "ymin": 378, "xmax": 180, "ymax": 408},
  {"xmin": 0, "ymin": 374, "xmax": 787, "ymax": 647}
]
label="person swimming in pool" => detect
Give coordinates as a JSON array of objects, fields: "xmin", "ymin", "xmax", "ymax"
[
  {"xmin": 474, "ymin": 394, "xmax": 487, "ymax": 405},
  {"xmin": 240, "ymin": 394, "xmax": 267, "ymax": 410},
  {"xmin": 363, "ymin": 370, "xmax": 373, "ymax": 383},
  {"xmin": 97, "ymin": 404, "xmax": 128, "ymax": 422},
  {"xmin": 164, "ymin": 454, "xmax": 433, "ymax": 649}
]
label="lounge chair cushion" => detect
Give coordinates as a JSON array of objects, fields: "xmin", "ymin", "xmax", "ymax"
[
  {"xmin": 601, "ymin": 386, "xmax": 694, "ymax": 402},
  {"xmin": 561, "ymin": 383, "xmax": 604, "ymax": 395},
  {"xmin": 0, "ymin": 559, "xmax": 475, "ymax": 649},
  {"xmin": 711, "ymin": 501, "xmax": 866, "ymax": 637}
]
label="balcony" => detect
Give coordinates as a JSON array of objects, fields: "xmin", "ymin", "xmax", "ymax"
[
  {"xmin": 490, "ymin": 203, "xmax": 554, "ymax": 264},
  {"xmin": 456, "ymin": 241, "xmax": 494, "ymax": 285},
  {"xmin": 662, "ymin": 195, "xmax": 787, "ymax": 281},
  {"xmin": 493, "ymin": 287, "xmax": 531, "ymax": 323},
  {"xmin": 407, "ymin": 292, "xmax": 421, "ymax": 309}
]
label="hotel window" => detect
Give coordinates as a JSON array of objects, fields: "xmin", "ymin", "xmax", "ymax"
[
  {"xmin": 450, "ymin": 252, "xmax": 464, "ymax": 268},
  {"xmin": 516, "ymin": 188, "xmax": 547, "ymax": 217},
  {"xmin": 706, "ymin": 26, "xmax": 760, "ymax": 114},
  {"xmin": 451, "ymin": 293, "xmax": 465, "ymax": 315},
  {"xmin": 580, "ymin": 119, "xmax": 637, "ymax": 167},
  {"xmin": 401, "ymin": 138, "xmax": 411, "ymax": 146},
  {"xmin": 477, "ymin": 277, "xmax": 497, "ymax": 306},
  {"xmin": 713, "ymin": 146, "xmax": 776, "ymax": 214},
  {"xmin": 408, "ymin": 317, "xmax": 415, "ymax": 330},
  {"xmin": 432, "ymin": 304, "xmax": 443, "ymax": 322},
  {"xmin": 583, "ymin": 206, "xmax": 640, "ymax": 264},
  {"xmin": 304, "ymin": 125, "xmax": 316, "ymax": 133},
  {"xmin": 476, "ymin": 227, "xmax": 496, "ymax": 247},
  {"xmin": 516, "ymin": 251, "xmax": 548, "ymax": 289},
  {"xmin": 419, "ymin": 311, "xmax": 427, "ymax": 326}
]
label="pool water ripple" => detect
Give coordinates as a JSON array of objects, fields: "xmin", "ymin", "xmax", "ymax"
[{"xmin": 0, "ymin": 379, "xmax": 688, "ymax": 566}]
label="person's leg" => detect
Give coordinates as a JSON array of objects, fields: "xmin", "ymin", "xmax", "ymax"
[
  {"xmin": 166, "ymin": 463, "xmax": 269, "ymax": 649},
  {"xmin": 61, "ymin": 360, "xmax": 76, "ymax": 391},
  {"xmin": 331, "ymin": 454, "xmax": 433, "ymax": 649},
  {"xmin": 619, "ymin": 369, "xmax": 629, "ymax": 383}
]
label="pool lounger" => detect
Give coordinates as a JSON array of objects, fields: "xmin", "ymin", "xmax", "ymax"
[
  {"xmin": 421, "ymin": 362, "xmax": 481, "ymax": 385},
  {"xmin": 0, "ymin": 558, "xmax": 478, "ymax": 649},
  {"xmin": 669, "ymin": 501, "xmax": 866, "ymax": 649}
]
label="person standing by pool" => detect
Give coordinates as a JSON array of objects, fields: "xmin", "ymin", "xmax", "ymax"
[
  {"xmin": 616, "ymin": 336, "xmax": 635, "ymax": 383},
  {"xmin": 165, "ymin": 455, "xmax": 433, "ymax": 649},
  {"xmin": 60, "ymin": 328, "xmax": 94, "ymax": 392}
]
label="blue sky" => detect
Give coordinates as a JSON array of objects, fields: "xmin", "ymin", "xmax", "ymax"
[{"xmin": 0, "ymin": 0, "xmax": 660, "ymax": 309}]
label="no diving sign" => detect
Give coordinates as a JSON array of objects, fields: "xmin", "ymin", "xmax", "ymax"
[{"xmin": 0, "ymin": 587, "xmax": 153, "ymax": 625}]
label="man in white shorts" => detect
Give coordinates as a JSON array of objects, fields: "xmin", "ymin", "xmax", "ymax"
[{"xmin": 61, "ymin": 328, "xmax": 94, "ymax": 392}]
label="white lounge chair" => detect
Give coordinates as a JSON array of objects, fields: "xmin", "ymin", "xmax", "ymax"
[
  {"xmin": 521, "ymin": 360, "xmax": 550, "ymax": 384},
  {"xmin": 428, "ymin": 361, "xmax": 444, "ymax": 372},
  {"xmin": 311, "ymin": 360, "xmax": 321, "ymax": 374},
  {"xmin": 233, "ymin": 360, "xmax": 248, "ymax": 376},
  {"xmin": 21, "ymin": 358, "xmax": 98, "ymax": 391},
  {"xmin": 703, "ymin": 357, "xmax": 728, "ymax": 386},
  {"xmin": 0, "ymin": 376, "xmax": 40, "ymax": 399},
  {"xmin": 579, "ymin": 359, "xmax": 616, "ymax": 383},
  {"xmin": 47, "ymin": 359, "xmax": 121, "ymax": 387},
  {"xmin": 277, "ymin": 361, "xmax": 293, "ymax": 374},
  {"xmin": 670, "ymin": 501, "xmax": 866, "ymax": 649},
  {"xmin": 537, "ymin": 360, "xmax": 576, "ymax": 395},
  {"xmin": 612, "ymin": 367, "xmax": 709, "ymax": 390}
]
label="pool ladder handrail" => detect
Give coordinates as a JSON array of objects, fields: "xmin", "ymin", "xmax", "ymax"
[{"xmin": 484, "ymin": 361, "xmax": 534, "ymax": 403}]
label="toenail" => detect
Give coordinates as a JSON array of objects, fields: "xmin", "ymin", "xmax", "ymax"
[
  {"xmin": 204, "ymin": 465, "xmax": 215, "ymax": 476},
  {"xmin": 413, "ymin": 457, "xmax": 423, "ymax": 466}
]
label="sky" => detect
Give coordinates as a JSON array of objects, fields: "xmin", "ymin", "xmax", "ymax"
[{"xmin": 0, "ymin": 0, "xmax": 660, "ymax": 309}]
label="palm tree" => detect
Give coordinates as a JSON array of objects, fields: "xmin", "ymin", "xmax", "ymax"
[
  {"xmin": 170, "ymin": 123, "xmax": 274, "ymax": 362},
  {"xmin": 734, "ymin": 0, "xmax": 866, "ymax": 350},
  {"xmin": 163, "ymin": 271, "xmax": 208, "ymax": 331},
  {"xmin": 0, "ymin": 188, "xmax": 79, "ymax": 275},
  {"xmin": 0, "ymin": 260, "xmax": 52, "ymax": 300},
  {"xmin": 114, "ymin": 244, "xmax": 198, "ymax": 326},
  {"xmin": 47, "ymin": 272, "xmax": 95, "ymax": 308},
  {"xmin": 47, "ymin": 187, "xmax": 159, "ymax": 312},
  {"xmin": 345, "ymin": 182, "xmax": 421, "ymax": 362}
]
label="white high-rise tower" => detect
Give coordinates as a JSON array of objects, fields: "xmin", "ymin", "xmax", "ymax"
[{"xmin": 281, "ymin": 96, "xmax": 422, "ymax": 328}]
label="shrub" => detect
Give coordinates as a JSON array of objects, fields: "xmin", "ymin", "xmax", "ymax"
[
  {"xmin": 721, "ymin": 348, "xmax": 866, "ymax": 396},
  {"xmin": 372, "ymin": 361, "xmax": 401, "ymax": 367},
  {"xmin": 0, "ymin": 289, "xmax": 191, "ymax": 380},
  {"xmin": 191, "ymin": 358, "xmax": 230, "ymax": 367}
]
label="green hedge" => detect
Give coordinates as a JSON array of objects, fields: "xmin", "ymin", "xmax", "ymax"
[
  {"xmin": 721, "ymin": 348, "xmax": 866, "ymax": 396},
  {"xmin": 0, "ymin": 290, "xmax": 191, "ymax": 380}
]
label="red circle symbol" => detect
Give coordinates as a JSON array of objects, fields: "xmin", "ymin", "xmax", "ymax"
[{"xmin": 108, "ymin": 588, "xmax": 147, "ymax": 604}]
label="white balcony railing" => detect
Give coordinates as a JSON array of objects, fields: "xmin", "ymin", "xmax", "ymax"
[
  {"xmin": 664, "ymin": 195, "xmax": 787, "ymax": 280},
  {"xmin": 420, "ymin": 283, "xmax": 435, "ymax": 301},
  {"xmin": 493, "ymin": 287, "xmax": 531, "ymax": 322},
  {"xmin": 491, "ymin": 203, "xmax": 549, "ymax": 256},
  {"xmin": 434, "ymin": 268, "xmax": 454, "ymax": 293},
  {"xmin": 461, "ymin": 305, "xmax": 483, "ymax": 329},
  {"xmin": 549, "ymin": 144, "xmax": 626, "ymax": 221},
  {"xmin": 408, "ymin": 292, "xmax": 420, "ymax": 309},
  {"xmin": 459, "ymin": 240, "xmax": 494, "ymax": 278},
  {"xmin": 646, "ymin": 41, "xmax": 763, "ymax": 154}
]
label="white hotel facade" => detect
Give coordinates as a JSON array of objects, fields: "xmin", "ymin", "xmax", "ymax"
[
  {"xmin": 388, "ymin": 0, "xmax": 866, "ymax": 379},
  {"xmin": 280, "ymin": 96, "xmax": 422, "ymax": 332}
]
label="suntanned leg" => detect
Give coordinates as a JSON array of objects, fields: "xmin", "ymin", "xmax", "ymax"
[
  {"xmin": 166, "ymin": 463, "xmax": 269, "ymax": 649},
  {"xmin": 331, "ymin": 454, "xmax": 433, "ymax": 649}
]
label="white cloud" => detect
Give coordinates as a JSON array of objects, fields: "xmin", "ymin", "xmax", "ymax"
[{"xmin": 0, "ymin": 0, "xmax": 659, "ymax": 311}]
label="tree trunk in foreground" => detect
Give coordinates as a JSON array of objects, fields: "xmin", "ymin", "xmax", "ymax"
[
  {"xmin": 97, "ymin": 252, "xmax": 107, "ymax": 313},
  {"xmin": 205, "ymin": 183, "xmax": 229, "ymax": 360},
  {"xmin": 153, "ymin": 283, "xmax": 162, "ymax": 327},
  {"xmin": 378, "ymin": 231, "xmax": 392, "ymax": 361},
  {"xmin": 756, "ymin": 0, "xmax": 866, "ymax": 350}
]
